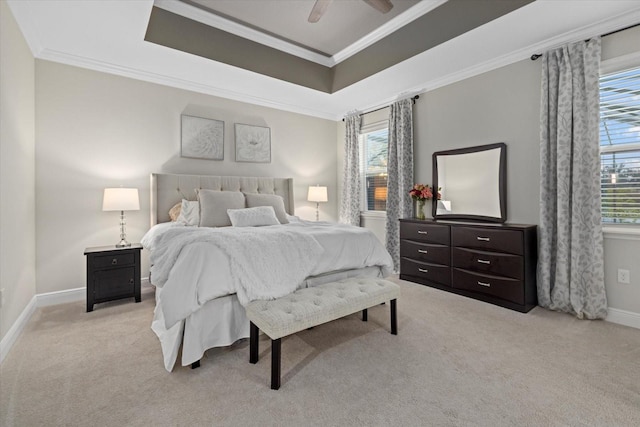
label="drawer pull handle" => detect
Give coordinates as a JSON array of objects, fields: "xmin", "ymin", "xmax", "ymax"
[
  {"xmin": 418, "ymin": 268, "xmax": 429, "ymax": 273},
  {"xmin": 417, "ymin": 230, "xmax": 428, "ymax": 235},
  {"xmin": 476, "ymin": 237, "xmax": 490, "ymax": 242},
  {"xmin": 418, "ymin": 249, "xmax": 428, "ymax": 254},
  {"xmin": 478, "ymin": 281, "xmax": 491, "ymax": 287},
  {"xmin": 112, "ymin": 259, "xmax": 118, "ymax": 265},
  {"xmin": 129, "ymin": 279, "xmax": 134, "ymax": 285},
  {"xmin": 477, "ymin": 259, "xmax": 491, "ymax": 265}
]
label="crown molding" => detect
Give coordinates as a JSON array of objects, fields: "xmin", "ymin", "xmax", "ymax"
[
  {"xmin": 332, "ymin": 0, "xmax": 447, "ymax": 64},
  {"xmin": 6, "ymin": 0, "xmax": 44, "ymax": 56},
  {"xmin": 343, "ymin": 6, "xmax": 640, "ymax": 117},
  {"xmin": 36, "ymin": 47, "xmax": 339, "ymax": 121}
]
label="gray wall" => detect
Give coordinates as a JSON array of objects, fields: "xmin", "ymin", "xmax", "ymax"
[
  {"xmin": 414, "ymin": 58, "xmax": 541, "ymax": 225},
  {"xmin": 35, "ymin": 61, "xmax": 338, "ymax": 295},
  {"xmin": 0, "ymin": 2, "xmax": 37, "ymax": 341}
]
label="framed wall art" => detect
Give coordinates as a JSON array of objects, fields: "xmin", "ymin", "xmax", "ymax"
[
  {"xmin": 181, "ymin": 115, "xmax": 224, "ymax": 160},
  {"xmin": 235, "ymin": 123, "xmax": 271, "ymax": 163}
]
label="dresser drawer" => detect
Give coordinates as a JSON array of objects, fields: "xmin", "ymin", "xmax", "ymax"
[
  {"xmin": 401, "ymin": 258, "xmax": 451, "ymax": 286},
  {"xmin": 452, "ymin": 268, "xmax": 523, "ymax": 305},
  {"xmin": 93, "ymin": 252, "xmax": 135, "ymax": 269},
  {"xmin": 452, "ymin": 247, "xmax": 523, "ymax": 279},
  {"xmin": 451, "ymin": 227, "xmax": 523, "ymax": 255},
  {"xmin": 401, "ymin": 240, "xmax": 450, "ymax": 265},
  {"xmin": 400, "ymin": 222, "xmax": 450, "ymax": 245}
]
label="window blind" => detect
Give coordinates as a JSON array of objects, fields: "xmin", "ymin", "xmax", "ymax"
[
  {"xmin": 361, "ymin": 128, "xmax": 389, "ymax": 211},
  {"xmin": 600, "ymin": 66, "xmax": 640, "ymax": 224}
]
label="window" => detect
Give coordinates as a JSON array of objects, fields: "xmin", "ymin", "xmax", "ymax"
[
  {"xmin": 600, "ymin": 66, "xmax": 640, "ymax": 224},
  {"xmin": 360, "ymin": 125, "xmax": 389, "ymax": 212}
]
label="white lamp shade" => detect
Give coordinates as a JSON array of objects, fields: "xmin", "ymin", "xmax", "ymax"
[
  {"xmin": 102, "ymin": 188, "xmax": 140, "ymax": 211},
  {"xmin": 307, "ymin": 186, "xmax": 328, "ymax": 203}
]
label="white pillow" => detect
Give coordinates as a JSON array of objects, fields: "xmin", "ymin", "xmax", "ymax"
[
  {"xmin": 176, "ymin": 200, "xmax": 199, "ymax": 226},
  {"xmin": 227, "ymin": 206, "xmax": 280, "ymax": 227},
  {"xmin": 198, "ymin": 190, "xmax": 246, "ymax": 227},
  {"xmin": 244, "ymin": 193, "xmax": 289, "ymax": 224}
]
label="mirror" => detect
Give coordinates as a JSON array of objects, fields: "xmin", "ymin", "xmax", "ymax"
[{"xmin": 432, "ymin": 142, "xmax": 506, "ymax": 223}]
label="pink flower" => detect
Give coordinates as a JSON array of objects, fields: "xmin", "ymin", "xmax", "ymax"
[{"xmin": 409, "ymin": 184, "xmax": 434, "ymax": 201}]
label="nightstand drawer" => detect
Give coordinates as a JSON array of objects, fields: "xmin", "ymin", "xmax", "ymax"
[
  {"xmin": 93, "ymin": 252, "xmax": 135, "ymax": 268},
  {"xmin": 400, "ymin": 222, "xmax": 450, "ymax": 245},
  {"xmin": 451, "ymin": 227, "xmax": 523, "ymax": 255},
  {"xmin": 452, "ymin": 247, "xmax": 523, "ymax": 279},
  {"xmin": 452, "ymin": 268, "xmax": 523, "ymax": 304},
  {"xmin": 400, "ymin": 240, "xmax": 450, "ymax": 265},
  {"xmin": 94, "ymin": 267, "xmax": 135, "ymax": 300},
  {"xmin": 401, "ymin": 257, "xmax": 450, "ymax": 286}
]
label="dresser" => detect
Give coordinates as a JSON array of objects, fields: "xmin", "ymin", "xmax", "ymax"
[
  {"xmin": 84, "ymin": 244, "xmax": 142, "ymax": 312},
  {"xmin": 399, "ymin": 219, "xmax": 537, "ymax": 313}
]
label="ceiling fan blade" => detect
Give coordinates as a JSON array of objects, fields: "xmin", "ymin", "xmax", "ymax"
[
  {"xmin": 308, "ymin": 0, "xmax": 334, "ymax": 23},
  {"xmin": 362, "ymin": 0, "xmax": 394, "ymax": 14}
]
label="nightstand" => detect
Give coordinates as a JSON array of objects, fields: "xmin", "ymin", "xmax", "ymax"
[{"xmin": 84, "ymin": 244, "xmax": 142, "ymax": 312}]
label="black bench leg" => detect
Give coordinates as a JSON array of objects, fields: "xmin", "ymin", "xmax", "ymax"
[
  {"xmin": 191, "ymin": 360, "xmax": 200, "ymax": 369},
  {"xmin": 271, "ymin": 338, "xmax": 281, "ymax": 390},
  {"xmin": 250, "ymin": 322, "xmax": 259, "ymax": 364},
  {"xmin": 390, "ymin": 299, "xmax": 397, "ymax": 335},
  {"xmin": 362, "ymin": 308, "xmax": 368, "ymax": 321}
]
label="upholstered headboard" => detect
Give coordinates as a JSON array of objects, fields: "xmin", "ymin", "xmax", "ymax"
[{"xmin": 150, "ymin": 173, "xmax": 295, "ymax": 225}]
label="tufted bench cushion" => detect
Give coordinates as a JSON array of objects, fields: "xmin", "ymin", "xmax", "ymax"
[{"xmin": 246, "ymin": 277, "xmax": 400, "ymax": 389}]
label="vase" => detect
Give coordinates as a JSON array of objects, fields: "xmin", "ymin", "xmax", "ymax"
[{"xmin": 415, "ymin": 199, "xmax": 426, "ymax": 220}]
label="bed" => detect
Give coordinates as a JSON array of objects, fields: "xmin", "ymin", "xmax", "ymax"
[{"xmin": 144, "ymin": 173, "xmax": 393, "ymax": 371}]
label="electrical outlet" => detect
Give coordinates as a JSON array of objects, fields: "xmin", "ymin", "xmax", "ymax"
[{"xmin": 617, "ymin": 269, "xmax": 630, "ymax": 284}]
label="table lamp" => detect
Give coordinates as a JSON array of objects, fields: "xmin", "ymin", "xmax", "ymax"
[
  {"xmin": 307, "ymin": 185, "xmax": 328, "ymax": 221},
  {"xmin": 103, "ymin": 188, "xmax": 140, "ymax": 247}
]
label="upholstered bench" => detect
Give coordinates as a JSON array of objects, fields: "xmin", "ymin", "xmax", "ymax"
[{"xmin": 245, "ymin": 277, "xmax": 400, "ymax": 390}]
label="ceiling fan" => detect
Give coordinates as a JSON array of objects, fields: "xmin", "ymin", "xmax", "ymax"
[{"xmin": 308, "ymin": 0, "xmax": 394, "ymax": 23}]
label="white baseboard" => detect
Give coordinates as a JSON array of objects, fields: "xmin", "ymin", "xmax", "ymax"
[
  {"xmin": 606, "ymin": 307, "xmax": 640, "ymax": 329},
  {"xmin": 0, "ymin": 277, "xmax": 152, "ymax": 364},
  {"xmin": 36, "ymin": 287, "xmax": 85, "ymax": 307},
  {"xmin": 0, "ymin": 295, "xmax": 37, "ymax": 364}
]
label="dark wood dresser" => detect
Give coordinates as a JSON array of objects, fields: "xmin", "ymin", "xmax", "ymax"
[{"xmin": 399, "ymin": 219, "xmax": 537, "ymax": 313}]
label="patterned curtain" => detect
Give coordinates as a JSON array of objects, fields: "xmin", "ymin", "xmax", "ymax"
[
  {"xmin": 385, "ymin": 99, "xmax": 414, "ymax": 271},
  {"xmin": 339, "ymin": 113, "xmax": 362, "ymax": 226},
  {"xmin": 538, "ymin": 37, "xmax": 607, "ymax": 319}
]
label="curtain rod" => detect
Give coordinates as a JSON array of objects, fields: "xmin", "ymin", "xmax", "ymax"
[
  {"xmin": 342, "ymin": 95, "xmax": 420, "ymax": 121},
  {"xmin": 530, "ymin": 22, "xmax": 640, "ymax": 61}
]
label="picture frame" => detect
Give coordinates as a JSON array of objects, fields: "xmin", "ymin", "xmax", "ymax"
[
  {"xmin": 235, "ymin": 123, "xmax": 271, "ymax": 163},
  {"xmin": 181, "ymin": 115, "xmax": 224, "ymax": 160}
]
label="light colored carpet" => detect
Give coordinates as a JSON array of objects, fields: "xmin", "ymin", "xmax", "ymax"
[{"xmin": 1, "ymin": 278, "xmax": 639, "ymax": 426}]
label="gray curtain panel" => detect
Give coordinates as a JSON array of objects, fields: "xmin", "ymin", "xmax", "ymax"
[
  {"xmin": 339, "ymin": 114, "xmax": 362, "ymax": 226},
  {"xmin": 385, "ymin": 99, "xmax": 414, "ymax": 271},
  {"xmin": 538, "ymin": 37, "xmax": 607, "ymax": 319}
]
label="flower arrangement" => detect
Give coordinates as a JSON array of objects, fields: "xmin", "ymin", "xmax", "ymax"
[
  {"xmin": 409, "ymin": 184, "xmax": 439, "ymax": 219},
  {"xmin": 409, "ymin": 184, "xmax": 434, "ymax": 201}
]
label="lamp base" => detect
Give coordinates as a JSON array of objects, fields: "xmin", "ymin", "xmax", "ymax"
[{"xmin": 115, "ymin": 239, "xmax": 131, "ymax": 248}]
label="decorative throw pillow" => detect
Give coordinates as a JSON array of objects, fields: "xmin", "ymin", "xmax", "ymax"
[
  {"xmin": 176, "ymin": 200, "xmax": 199, "ymax": 226},
  {"xmin": 244, "ymin": 193, "xmax": 289, "ymax": 224},
  {"xmin": 227, "ymin": 206, "xmax": 280, "ymax": 227},
  {"xmin": 168, "ymin": 202, "xmax": 181, "ymax": 221},
  {"xmin": 198, "ymin": 189, "xmax": 246, "ymax": 227}
]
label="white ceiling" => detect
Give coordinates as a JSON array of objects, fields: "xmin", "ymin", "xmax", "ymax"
[{"xmin": 7, "ymin": 1, "xmax": 640, "ymax": 121}]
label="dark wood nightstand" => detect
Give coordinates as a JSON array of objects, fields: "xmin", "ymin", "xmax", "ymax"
[{"xmin": 84, "ymin": 244, "xmax": 142, "ymax": 312}]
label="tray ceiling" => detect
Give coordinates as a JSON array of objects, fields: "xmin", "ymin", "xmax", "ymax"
[{"xmin": 7, "ymin": 0, "xmax": 640, "ymax": 120}]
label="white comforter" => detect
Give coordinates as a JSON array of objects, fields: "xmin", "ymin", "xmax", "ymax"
[{"xmin": 143, "ymin": 221, "xmax": 394, "ymax": 330}]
